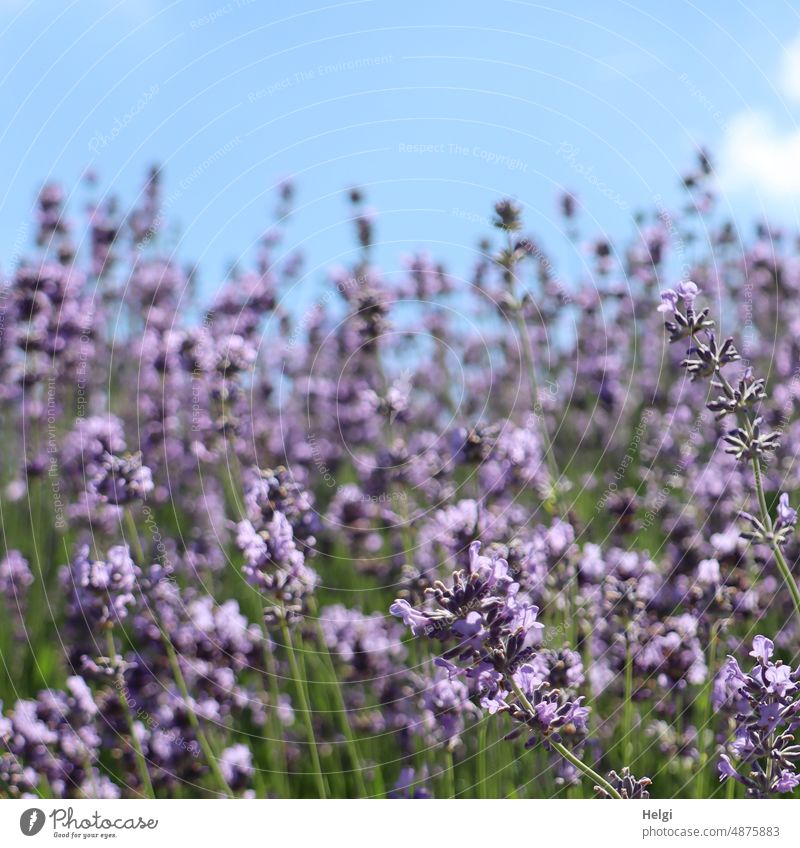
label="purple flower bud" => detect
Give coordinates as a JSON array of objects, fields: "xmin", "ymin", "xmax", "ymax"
[
  {"xmin": 657, "ymin": 289, "xmax": 679, "ymax": 313},
  {"xmin": 777, "ymin": 493, "xmax": 797, "ymax": 529},
  {"xmin": 675, "ymin": 280, "xmax": 699, "ymax": 305},
  {"xmin": 749, "ymin": 635, "xmax": 774, "ymax": 664}
]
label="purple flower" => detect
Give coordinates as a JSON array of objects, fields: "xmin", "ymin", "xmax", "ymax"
[
  {"xmin": 391, "ymin": 539, "xmax": 588, "ymax": 755},
  {"xmin": 389, "ymin": 767, "xmax": 432, "ymax": 798},
  {"xmin": 389, "ymin": 599, "xmax": 433, "ymax": 638},
  {"xmin": 749, "ymin": 635, "xmax": 774, "ymax": 664},
  {"xmin": 0, "ymin": 676, "xmax": 112, "ymax": 798},
  {"xmin": 319, "ymin": 603, "xmax": 407, "ymax": 678},
  {"xmin": 64, "ymin": 545, "xmax": 139, "ymax": 627},
  {"xmin": 419, "ymin": 664, "xmax": 478, "ymax": 748},
  {"xmin": 534, "ymin": 700, "xmax": 559, "ymax": 727},
  {"xmin": 391, "ymin": 541, "xmax": 543, "ymax": 670},
  {"xmin": 595, "ymin": 768, "xmax": 652, "ymax": 799},
  {"xmin": 776, "ymin": 493, "xmax": 797, "ymax": 530},
  {"xmin": 774, "ymin": 770, "xmax": 800, "ymax": 793},
  {"xmin": 565, "ymin": 701, "xmax": 590, "ymax": 733},
  {"xmin": 219, "ymin": 744, "xmax": 254, "ymax": 791},
  {"xmin": 696, "ymin": 558, "xmax": 720, "ymax": 586},
  {"xmin": 756, "ymin": 701, "xmax": 783, "ymax": 733},
  {"xmin": 764, "ymin": 664, "xmax": 795, "ymax": 697},
  {"xmin": 717, "ymin": 637, "xmax": 800, "ymax": 796},
  {"xmin": 0, "ymin": 551, "xmax": 33, "ymax": 599},
  {"xmin": 658, "ymin": 281, "xmax": 699, "ymax": 314},
  {"xmin": 718, "ymin": 754, "xmax": 742, "ymax": 783},
  {"xmin": 657, "ymin": 289, "xmax": 679, "ymax": 313},
  {"xmin": 237, "ymin": 511, "xmax": 318, "ymax": 614},
  {"xmin": 675, "ymin": 280, "xmax": 699, "ymax": 305},
  {"xmin": 84, "ymin": 451, "xmax": 154, "ymax": 507}
]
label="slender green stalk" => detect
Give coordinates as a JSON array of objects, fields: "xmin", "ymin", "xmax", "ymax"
[
  {"xmin": 622, "ymin": 633, "xmax": 635, "ymax": 766},
  {"xmin": 123, "ymin": 508, "xmax": 145, "ymax": 566},
  {"xmin": 105, "ymin": 630, "xmax": 155, "ymax": 798},
  {"xmin": 765, "ymin": 727, "xmax": 777, "ymax": 790},
  {"xmin": 500, "ymin": 233, "xmax": 564, "ymax": 514},
  {"xmin": 306, "ymin": 601, "xmax": 368, "ymax": 797},
  {"xmin": 750, "ymin": 452, "xmax": 771, "ymax": 525},
  {"xmin": 222, "ymin": 435, "xmax": 247, "ymax": 521},
  {"xmin": 443, "ymin": 748, "xmax": 456, "ymax": 798},
  {"xmin": 162, "ymin": 634, "xmax": 233, "ymax": 796},
  {"xmin": 705, "ymin": 336, "xmax": 800, "ymax": 620},
  {"xmin": 567, "ymin": 570, "xmax": 579, "ymax": 647},
  {"xmin": 772, "ymin": 543, "xmax": 800, "ymax": 623},
  {"xmin": 709, "ymin": 359, "xmax": 800, "ymax": 623},
  {"xmin": 82, "ymin": 754, "xmax": 100, "ymax": 798},
  {"xmin": 751, "ymin": 453, "xmax": 800, "ymax": 619},
  {"xmin": 549, "ymin": 740, "xmax": 621, "ymax": 799},
  {"xmin": 696, "ymin": 623, "xmax": 719, "ymax": 799},
  {"xmin": 508, "ymin": 679, "xmax": 622, "ymax": 799},
  {"xmin": 122, "ymin": 504, "xmax": 232, "ymax": 796},
  {"xmin": 295, "ymin": 625, "xmax": 348, "ymax": 783},
  {"xmin": 510, "ymin": 290, "xmax": 563, "ymax": 502},
  {"xmin": 258, "ymin": 620, "xmax": 291, "ymax": 798},
  {"xmin": 278, "ymin": 615, "xmax": 328, "ymax": 798},
  {"xmin": 476, "ymin": 719, "xmax": 488, "ymax": 799}
]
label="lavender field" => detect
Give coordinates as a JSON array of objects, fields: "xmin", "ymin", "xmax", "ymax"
[{"xmin": 1, "ymin": 152, "xmax": 799, "ymax": 801}]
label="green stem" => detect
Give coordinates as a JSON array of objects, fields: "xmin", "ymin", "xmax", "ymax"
[
  {"xmin": 443, "ymin": 748, "xmax": 456, "ymax": 799},
  {"xmin": 509, "ymin": 679, "xmax": 622, "ymax": 799},
  {"xmin": 122, "ymin": 505, "xmax": 231, "ymax": 795},
  {"xmin": 105, "ymin": 630, "xmax": 155, "ymax": 798},
  {"xmin": 503, "ymin": 236, "xmax": 563, "ymax": 512},
  {"xmin": 708, "ymin": 356, "xmax": 800, "ymax": 624},
  {"xmin": 258, "ymin": 621, "xmax": 291, "ymax": 798},
  {"xmin": 749, "ymin": 453, "xmax": 771, "ymax": 526},
  {"xmin": 81, "ymin": 754, "xmax": 100, "ymax": 798},
  {"xmin": 622, "ymin": 633, "xmax": 635, "ymax": 766},
  {"xmin": 751, "ymin": 453, "xmax": 800, "ymax": 620},
  {"xmin": 476, "ymin": 719, "xmax": 488, "ymax": 799},
  {"xmin": 772, "ymin": 543, "xmax": 800, "ymax": 622},
  {"xmin": 307, "ymin": 601, "xmax": 368, "ymax": 797},
  {"xmin": 279, "ymin": 615, "xmax": 328, "ymax": 798},
  {"xmin": 549, "ymin": 740, "xmax": 622, "ymax": 799},
  {"xmin": 223, "ymin": 435, "xmax": 247, "ymax": 521},
  {"xmin": 696, "ymin": 624, "xmax": 719, "ymax": 799},
  {"xmin": 162, "ymin": 634, "xmax": 233, "ymax": 796},
  {"xmin": 123, "ymin": 507, "xmax": 145, "ymax": 566},
  {"xmin": 567, "ymin": 570, "xmax": 579, "ymax": 647},
  {"xmin": 511, "ymin": 293, "xmax": 562, "ymax": 501}
]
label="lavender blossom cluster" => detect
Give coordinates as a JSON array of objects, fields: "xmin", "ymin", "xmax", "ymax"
[{"xmin": 1, "ymin": 151, "xmax": 800, "ymax": 799}]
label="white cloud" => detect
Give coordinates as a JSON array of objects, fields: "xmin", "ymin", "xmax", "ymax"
[
  {"xmin": 720, "ymin": 111, "xmax": 800, "ymax": 196},
  {"xmin": 719, "ymin": 35, "xmax": 800, "ymax": 198}
]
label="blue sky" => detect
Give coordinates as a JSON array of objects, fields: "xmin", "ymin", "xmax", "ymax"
[{"xmin": 3, "ymin": 0, "xmax": 800, "ymax": 299}]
